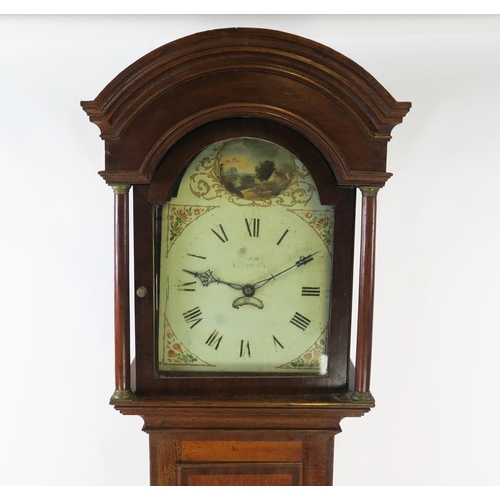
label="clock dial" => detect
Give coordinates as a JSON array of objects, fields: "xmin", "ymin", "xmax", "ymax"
[{"xmin": 156, "ymin": 138, "xmax": 334, "ymax": 376}]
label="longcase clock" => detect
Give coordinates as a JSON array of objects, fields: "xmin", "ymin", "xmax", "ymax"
[{"xmin": 82, "ymin": 28, "xmax": 410, "ymax": 486}]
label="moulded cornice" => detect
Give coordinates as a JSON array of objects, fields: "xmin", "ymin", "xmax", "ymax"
[{"xmin": 81, "ymin": 28, "xmax": 411, "ymax": 142}]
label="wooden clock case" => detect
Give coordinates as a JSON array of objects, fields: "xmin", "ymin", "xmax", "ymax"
[{"xmin": 82, "ymin": 28, "xmax": 410, "ymax": 486}]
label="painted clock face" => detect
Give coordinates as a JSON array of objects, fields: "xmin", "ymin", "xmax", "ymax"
[{"xmin": 156, "ymin": 138, "xmax": 334, "ymax": 375}]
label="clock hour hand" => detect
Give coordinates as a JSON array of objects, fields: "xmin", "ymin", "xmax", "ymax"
[
  {"xmin": 182, "ymin": 269, "xmax": 244, "ymax": 291},
  {"xmin": 183, "ymin": 269, "xmax": 263, "ymax": 309},
  {"xmin": 252, "ymin": 252, "xmax": 318, "ymax": 290}
]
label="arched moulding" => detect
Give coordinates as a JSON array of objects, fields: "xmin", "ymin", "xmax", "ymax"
[
  {"xmin": 97, "ymin": 103, "xmax": 356, "ymax": 188},
  {"xmin": 82, "ymin": 28, "xmax": 410, "ymax": 188}
]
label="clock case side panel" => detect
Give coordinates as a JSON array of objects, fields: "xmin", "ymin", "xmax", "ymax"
[{"xmin": 132, "ymin": 118, "xmax": 356, "ymax": 397}]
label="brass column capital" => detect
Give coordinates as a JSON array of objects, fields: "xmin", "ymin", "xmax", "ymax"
[
  {"xmin": 359, "ymin": 186, "xmax": 382, "ymax": 197},
  {"xmin": 110, "ymin": 184, "xmax": 131, "ymax": 195}
]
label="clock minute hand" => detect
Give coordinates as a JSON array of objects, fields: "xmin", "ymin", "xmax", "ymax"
[
  {"xmin": 252, "ymin": 252, "xmax": 318, "ymax": 290},
  {"xmin": 182, "ymin": 269, "xmax": 244, "ymax": 291}
]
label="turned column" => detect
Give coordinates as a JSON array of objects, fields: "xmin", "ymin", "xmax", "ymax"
[
  {"xmin": 110, "ymin": 184, "xmax": 133, "ymax": 401},
  {"xmin": 353, "ymin": 186, "xmax": 381, "ymax": 400}
]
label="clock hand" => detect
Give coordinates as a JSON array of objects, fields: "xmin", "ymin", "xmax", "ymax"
[
  {"xmin": 182, "ymin": 269, "xmax": 244, "ymax": 291},
  {"xmin": 183, "ymin": 269, "xmax": 263, "ymax": 309},
  {"xmin": 183, "ymin": 252, "xmax": 316, "ymax": 309},
  {"xmin": 252, "ymin": 252, "xmax": 318, "ymax": 290}
]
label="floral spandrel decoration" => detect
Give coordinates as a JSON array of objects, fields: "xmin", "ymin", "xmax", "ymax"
[
  {"xmin": 161, "ymin": 319, "xmax": 213, "ymax": 367},
  {"xmin": 290, "ymin": 209, "xmax": 334, "ymax": 254},
  {"xmin": 166, "ymin": 204, "xmax": 215, "ymax": 255},
  {"xmin": 277, "ymin": 333, "xmax": 327, "ymax": 371}
]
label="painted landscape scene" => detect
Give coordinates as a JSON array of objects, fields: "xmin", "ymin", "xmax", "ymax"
[{"xmin": 216, "ymin": 138, "xmax": 296, "ymax": 200}]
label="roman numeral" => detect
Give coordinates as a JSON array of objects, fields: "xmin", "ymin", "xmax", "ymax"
[
  {"xmin": 206, "ymin": 330, "xmax": 223, "ymax": 350},
  {"xmin": 245, "ymin": 218, "xmax": 260, "ymax": 237},
  {"xmin": 182, "ymin": 306, "xmax": 203, "ymax": 328},
  {"xmin": 302, "ymin": 286, "xmax": 320, "ymax": 297},
  {"xmin": 290, "ymin": 312, "xmax": 311, "ymax": 331},
  {"xmin": 276, "ymin": 229, "xmax": 289, "ymax": 245},
  {"xmin": 272, "ymin": 335, "xmax": 284, "ymax": 350},
  {"xmin": 211, "ymin": 224, "xmax": 229, "ymax": 243},
  {"xmin": 177, "ymin": 281, "xmax": 196, "ymax": 292},
  {"xmin": 187, "ymin": 253, "xmax": 206, "ymax": 260},
  {"xmin": 240, "ymin": 340, "xmax": 251, "ymax": 358}
]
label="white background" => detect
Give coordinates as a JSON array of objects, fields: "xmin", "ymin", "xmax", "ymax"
[{"xmin": 1, "ymin": 14, "xmax": 499, "ymax": 487}]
